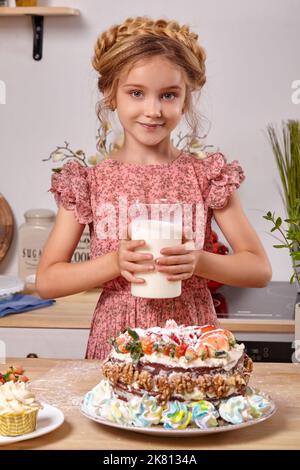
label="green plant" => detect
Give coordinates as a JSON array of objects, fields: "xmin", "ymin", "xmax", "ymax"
[
  {"xmin": 264, "ymin": 119, "xmax": 300, "ymax": 287},
  {"xmin": 263, "ymin": 202, "xmax": 300, "ymax": 287},
  {"xmin": 266, "ymin": 120, "xmax": 300, "ymax": 219}
]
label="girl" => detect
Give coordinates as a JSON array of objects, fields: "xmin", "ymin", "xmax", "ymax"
[{"xmin": 36, "ymin": 16, "xmax": 272, "ymax": 359}]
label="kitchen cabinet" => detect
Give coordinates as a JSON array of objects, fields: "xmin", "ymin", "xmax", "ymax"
[
  {"xmin": 0, "ymin": 289, "xmax": 295, "ymax": 359},
  {"xmin": 0, "ymin": 328, "xmax": 89, "ymax": 359}
]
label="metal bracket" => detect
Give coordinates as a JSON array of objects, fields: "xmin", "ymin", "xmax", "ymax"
[{"xmin": 31, "ymin": 15, "xmax": 44, "ymax": 61}]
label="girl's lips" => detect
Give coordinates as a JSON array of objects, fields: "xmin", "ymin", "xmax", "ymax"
[{"xmin": 138, "ymin": 122, "xmax": 164, "ymax": 129}]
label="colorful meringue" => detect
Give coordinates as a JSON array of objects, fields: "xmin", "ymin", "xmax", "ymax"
[
  {"xmin": 83, "ymin": 379, "xmax": 116, "ymax": 416},
  {"xmin": 190, "ymin": 400, "xmax": 219, "ymax": 429},
  {"xmin": 247, "ymin": 393, "xmax": 272, "ymax": 418},
  {"xmin": 109, "ymin": 398, "xmax": 132, "ymax": 424},
  {"xmin": 219, "ymin": 396, "xmax": 253, "ymax": 424},
  {"xmin": 82, "ymin": 378, "xmax": 273, "ymax": 430},
  {"xmin": 162, "ymin": 401, "xmax": 192, "ymax": 429},
  {"xmin": 129, "ymin": 394, "xmax": 163, "ymax": 427}
]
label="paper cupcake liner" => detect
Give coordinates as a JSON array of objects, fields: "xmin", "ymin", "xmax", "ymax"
[{"xmin": 0, "ymin": 409, "xmax": 39, "ymax": 436}]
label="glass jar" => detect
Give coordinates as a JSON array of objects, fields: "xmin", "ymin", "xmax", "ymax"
[
  {"xmin": 72, "ymin": 225, "xmax": 90, "ymax": 263},
  {"xmin": 18, "ymin": 209, "xmax": 55, "ymax": 288}
]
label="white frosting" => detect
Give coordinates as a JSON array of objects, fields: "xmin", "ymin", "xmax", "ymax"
[
  {"xmin": 0, "ymin": 381, "xmax": 41, "ymax": 415},
  {"xmin": 110, "ymin": 343, "xmax": 244, "ymax": 371}
]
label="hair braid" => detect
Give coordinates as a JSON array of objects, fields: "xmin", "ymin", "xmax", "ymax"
[{"xmin": 92, "ymin": 16, "xmax": 206, "ymax": 87}]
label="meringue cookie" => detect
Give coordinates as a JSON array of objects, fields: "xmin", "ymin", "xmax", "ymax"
[
  {"xmin": 191, "ymin": 400, "xmax": 219, "ymax": 429},
  {"xmin": 162, "ymin": 401, "xmax": 192, "ymax": 429},
  {"xmin": 219, "ymin": 396, "xmax": 253, "ymax": 424}
]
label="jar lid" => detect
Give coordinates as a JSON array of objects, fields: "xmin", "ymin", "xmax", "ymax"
[{"xmin": 24, "ymin": 209, "xmax": 55, "ymax": 221}]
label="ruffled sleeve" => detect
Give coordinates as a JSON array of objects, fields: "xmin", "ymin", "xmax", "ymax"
[
  {"xmin": 49, "ymin": 160, "xmax": 93, "ymax": 224},
  {"xmin": 200, "ymin": 152, "xmax": 245, "ymax": 209}
]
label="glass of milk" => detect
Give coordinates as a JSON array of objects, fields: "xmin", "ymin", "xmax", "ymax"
[{"xmin": 130, "ymin": 199, "xmax": 183, "ymax": 299}]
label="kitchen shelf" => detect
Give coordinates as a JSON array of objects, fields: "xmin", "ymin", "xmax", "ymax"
[{"xmin": 0, "ymin": 6, "xmax": 80, "ymax": 61}]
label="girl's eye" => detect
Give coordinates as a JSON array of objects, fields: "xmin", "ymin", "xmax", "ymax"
[
  {"xmin": 129, "ymin": 91, "xmax": 177, "ymax": 100},
  {"xmin": 163, "ymin": 92, "xmax": 177, "ymax": 100},
  {"xmin": 130, "ymin": 90, "xmax": 143, "ymax": 98}
]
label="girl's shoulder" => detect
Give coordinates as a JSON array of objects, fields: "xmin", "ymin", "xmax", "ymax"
[
  {"xmin": 186, "ymin": 149, "xmax": 245, "ymax": 181},
  {"xmin": 186, "ymin": 149, "xmax": 245, "ymax": 209},
  {"xmin": 49, "ymin": 160, "xmax": 93, "ymax": 224}
]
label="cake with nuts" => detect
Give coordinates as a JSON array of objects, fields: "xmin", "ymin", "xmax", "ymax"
[
  {"xmin": 102, "ymin": 320, "xmax": 253, "ymax": 405},
  {"xmin": 82, "ymin": 320, "xmax": 274, "ymax": 430}
]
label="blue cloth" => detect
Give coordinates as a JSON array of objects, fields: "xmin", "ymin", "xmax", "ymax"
[{"xmin": 0, "ymin": 295, "xmax": 56, "ymax": 317}]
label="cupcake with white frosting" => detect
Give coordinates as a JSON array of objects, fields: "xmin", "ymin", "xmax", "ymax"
[{"xmin": 0, "ymin": 381, "xmax": 42, "ymax": 436}]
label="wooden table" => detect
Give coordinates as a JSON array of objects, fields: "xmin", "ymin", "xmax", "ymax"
[{"xmin": 0, "ymin": 358, "xmax": 299, "ymax": 450}]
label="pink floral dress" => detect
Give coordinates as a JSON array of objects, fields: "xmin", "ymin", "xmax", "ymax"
[{"xmin": 50, "ymin": 151, "xmax": 245, "ymax": 359}]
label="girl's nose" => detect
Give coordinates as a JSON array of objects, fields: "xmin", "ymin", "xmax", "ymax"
[{"xmin": 144, "ymin": 99, "xmax": 162, "ymax": 117}]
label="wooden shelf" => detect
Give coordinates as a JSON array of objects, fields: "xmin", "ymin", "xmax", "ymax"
[
  {"xmin": 0, "ymin": 7, "xmax": 80, "ymax": 60},
  {"xmin": 0, "ymin": 6, "xmax": 79, "ymax": 16}
]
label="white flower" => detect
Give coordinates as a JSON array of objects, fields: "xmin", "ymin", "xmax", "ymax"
[
  {"xmin": 88, "ymin": 153, "xmax": 104, "ymax": 166},
  {"xmin": 190, "ymin": 149, "xmax": 207, "ymax": 160},
  {"xmin": 51, "ymin": 151, "xmax": 65, "ymax": 162}
]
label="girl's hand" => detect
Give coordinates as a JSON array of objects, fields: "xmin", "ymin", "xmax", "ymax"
[
  {"xmin": 117, "ymin": 239, "xmax": 155, "ymax": 284},
  {"xmin": 155, "ymin": 240, "xmax": 201, "ymax": 281}
]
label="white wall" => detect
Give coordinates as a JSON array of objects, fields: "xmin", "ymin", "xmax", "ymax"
[{"xmin": 0, "ymin": 0, "xmax": 299, "ymax": 281}]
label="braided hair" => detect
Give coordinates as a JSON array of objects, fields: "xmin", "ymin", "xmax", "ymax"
[{"xmin": 92, "ymin": 16, "xmax": 207, "ymax": 151}]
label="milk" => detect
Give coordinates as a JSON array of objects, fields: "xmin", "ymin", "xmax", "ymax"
[{"xmin": 131, "ymin": 218, "xmax": 182, "ymax": 299}]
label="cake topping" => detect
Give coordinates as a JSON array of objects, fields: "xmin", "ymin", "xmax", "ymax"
[
  {"xmin": 110, "ymin": 321, "xmax": 237, "ymax": 365},
  {"xmin": 0, "ymin": 381, "xmax": 41, "ymax": 415}
]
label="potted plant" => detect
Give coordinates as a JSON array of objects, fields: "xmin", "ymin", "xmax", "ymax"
[{"xmin": 263, "ymin": 119, "xmax": 300, "ymax": 291}]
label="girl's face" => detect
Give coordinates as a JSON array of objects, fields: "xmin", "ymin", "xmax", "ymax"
[{"xmin": 115, "ymin": 56, "xmax": 187, "ymax": 146}]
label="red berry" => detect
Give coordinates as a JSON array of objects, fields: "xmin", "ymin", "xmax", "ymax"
[
  {"xmin": 170, "ymin": 333, "xmax": 180, "ymax": 345},
  {"xmin": 200, "ymin": 325, "xmax": 217, "ymax": 334},
  {"xmin": 7, "ymin": 373, "xmax": 17, "ymax": 382},
  {"xmin": 115, "ymin": 337, "xmax": 129, "ymax": 353},
  {"xmin": 211, "ymin": 231, "xmax": 218, "ymax": 243},
  {"xmin": 19, "ymin": 375, "xmax": 29, "ymax": 383},
  {"xmin": 175, "ymin": 343, "xmax": 188, "ymax": 358},
  {"xmin": 13, "ymin": 365, "xmax": 24, "ymax": 375},
  {"xmin": 163, "ymin": 344, "xmax": 172, "ymax": 356}
]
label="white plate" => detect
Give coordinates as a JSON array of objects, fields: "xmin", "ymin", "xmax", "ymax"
[
  {"xmin": 80, "ymin": 399, "xmax": 276, "ymax": 437},
  {"xmin": 0, "ymin": 275, "xmax": 24, "ymax": 300},
  {"xmin": 0, "ymin": 403, "xmax": 64, "ymax": 445}
]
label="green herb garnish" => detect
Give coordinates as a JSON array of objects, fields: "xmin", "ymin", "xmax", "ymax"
[
  {"xmin": 127, "ymin": 327, "xmax": 139, "ymax": 341},
  {"xmin": 214, "ymin": 350, "xmax": 228, "ymax": 358}
]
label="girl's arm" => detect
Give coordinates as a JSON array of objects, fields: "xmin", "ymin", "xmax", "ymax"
[
  {"xmin": 36, "ymin": 206, "xmax": 120, "ymax": 299},
  {"xmin": 194, "ymin": 192, "xmax": 272, "ymax": 288}
]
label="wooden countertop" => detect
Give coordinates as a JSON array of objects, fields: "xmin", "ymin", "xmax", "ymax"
[
  {"xmin": 0, "ymin": 358, "xmax": 299, "ymax": 450},
  {"xmin": 0, "ymin": 290, "xmax": 294, "ymax": 333}
]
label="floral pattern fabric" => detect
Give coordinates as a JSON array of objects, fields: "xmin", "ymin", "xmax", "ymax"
[{"xmin": 50, "ymin": 151, "xmax": 245, "ymax": 359}]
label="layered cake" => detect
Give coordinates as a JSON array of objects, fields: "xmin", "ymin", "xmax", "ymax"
[{"xmin": 83, "ymin": 320, "xmax": 273, "ymax": 429}]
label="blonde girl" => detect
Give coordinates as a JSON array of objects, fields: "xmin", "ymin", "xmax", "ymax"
[{"xmin": 36, "ymin": 17, "xmax": 272, "ymax": 359}]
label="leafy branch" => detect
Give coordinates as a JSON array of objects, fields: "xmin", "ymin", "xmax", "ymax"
[
  {"xmin": 42, "ymin": 141, "xmax": 89, "ymax": 169},
  {"xmin": 263, "ymin": 205, "xmax": 300, "ymax": 286}
]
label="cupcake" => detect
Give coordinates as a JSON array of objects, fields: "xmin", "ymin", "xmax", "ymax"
[{"xmin": 0, "ymin": 381, "xmax": 42, "ymax": 436}]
